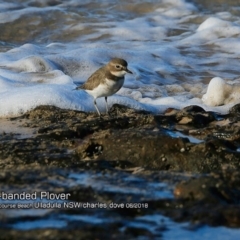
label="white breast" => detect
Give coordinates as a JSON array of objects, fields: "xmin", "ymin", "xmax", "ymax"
[{"xmin": 85, "ymin": 78, "xmax": 124, "ymax": 99}]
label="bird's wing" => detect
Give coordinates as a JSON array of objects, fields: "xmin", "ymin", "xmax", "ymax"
[{"xmin": 76, "ymin": 66, "xmax": 106, "ymax": 90}]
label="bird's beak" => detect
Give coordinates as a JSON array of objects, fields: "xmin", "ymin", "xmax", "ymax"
[{"xmin": 126, "ymin": 68, "xmax": 133, "ymax": 74}]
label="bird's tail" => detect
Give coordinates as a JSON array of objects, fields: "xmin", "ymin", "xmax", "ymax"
[{"xmin": 72, "ymin": 85, "xmax": 82, "ymax": 91}]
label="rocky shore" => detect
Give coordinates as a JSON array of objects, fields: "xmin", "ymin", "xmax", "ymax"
[{"xmin": 1, "ymin": 104, "xmax": 240, "ymax": 239}]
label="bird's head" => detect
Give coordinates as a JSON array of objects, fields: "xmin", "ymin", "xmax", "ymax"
[{"xmin": 108, "ymin": 58, "xmax": 132, "ymax": 77}]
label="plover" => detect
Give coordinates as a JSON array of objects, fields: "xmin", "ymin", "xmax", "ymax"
[{"xmin": 76, "ymin": 58, "xmax": 132, "ymax": 116}]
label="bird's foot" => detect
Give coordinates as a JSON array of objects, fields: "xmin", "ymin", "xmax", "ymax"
[{"xmin": 107, "ymin": 111, "xmax": 114, "ymax": 118}]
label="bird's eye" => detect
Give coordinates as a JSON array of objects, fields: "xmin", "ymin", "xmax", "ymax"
[{"xmin": 115, "ymin": 65, "xmax": 121, "ymax": 69}]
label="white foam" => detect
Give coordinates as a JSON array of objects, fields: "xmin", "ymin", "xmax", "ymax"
[
  {"xmin": 0, "ymin": 48, "xmax": 232, "ymax": 117},
  {"xmin": 180, "ymin": 16, "xmax": 240, "ymax": 45},
  {"xmin": 157, "ymin": 0, "xmax": 197, "ymax": 18},
  {"xmin": 0, "ymin": 6, "xmax": 54, "ymax": 24},
  {"xmin": 202, "ymin": 77, "xmax": 240, "ymax": 107},
  {"xmin": 1, "ymin": 0, "xmax": 240, "ymax": 117}
]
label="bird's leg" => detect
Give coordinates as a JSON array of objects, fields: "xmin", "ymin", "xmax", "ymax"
[
  {"xmin": 105, "ymin": 97, "xmax": 112, "ymax": 117},
  {"xmin": 105, "ymin": 97, "xmax": 109, "ymax": 114},
  {"xmin": 94, "ymin": 99, "xmax": 101, "ymax": 117}
]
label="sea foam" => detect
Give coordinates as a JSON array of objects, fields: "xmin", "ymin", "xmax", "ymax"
[{"xmin": 1, "ymin": 0, "xmax": 240, "ymax": 117}]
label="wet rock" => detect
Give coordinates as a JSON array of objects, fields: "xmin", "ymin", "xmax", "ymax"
[
  {"xmin": 1, "ymin": 104, "xmax": 240, "ymax": 172},
  {"xmin": 75, "ymin": 128, "xmax": 240, "ymax": 172},
  {"xmin": 175, "ymin": 105, "xmax": 216, "ymax": 127},
  {"xmin": 174, "ymin": 176, "xmax": 237, "ymax": 204},
  {"xmin": 229, "ymin": 103, "xmax": 240, "ymax": 116},
  {"xmin": 168, "ymin": 170, "xmax": 240, "ymax": 227},
  {"xmin": 1, "ymin": 104, "xmax": 240, "ymax": 237},
  {"xmin": 76, "ymin": 129, "xmax": 190, "ymax": 170}
]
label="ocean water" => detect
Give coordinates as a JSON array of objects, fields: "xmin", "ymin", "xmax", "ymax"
[{"xmin": 1, "ymin": 0, "xmax": 240, "ymax": 117}]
